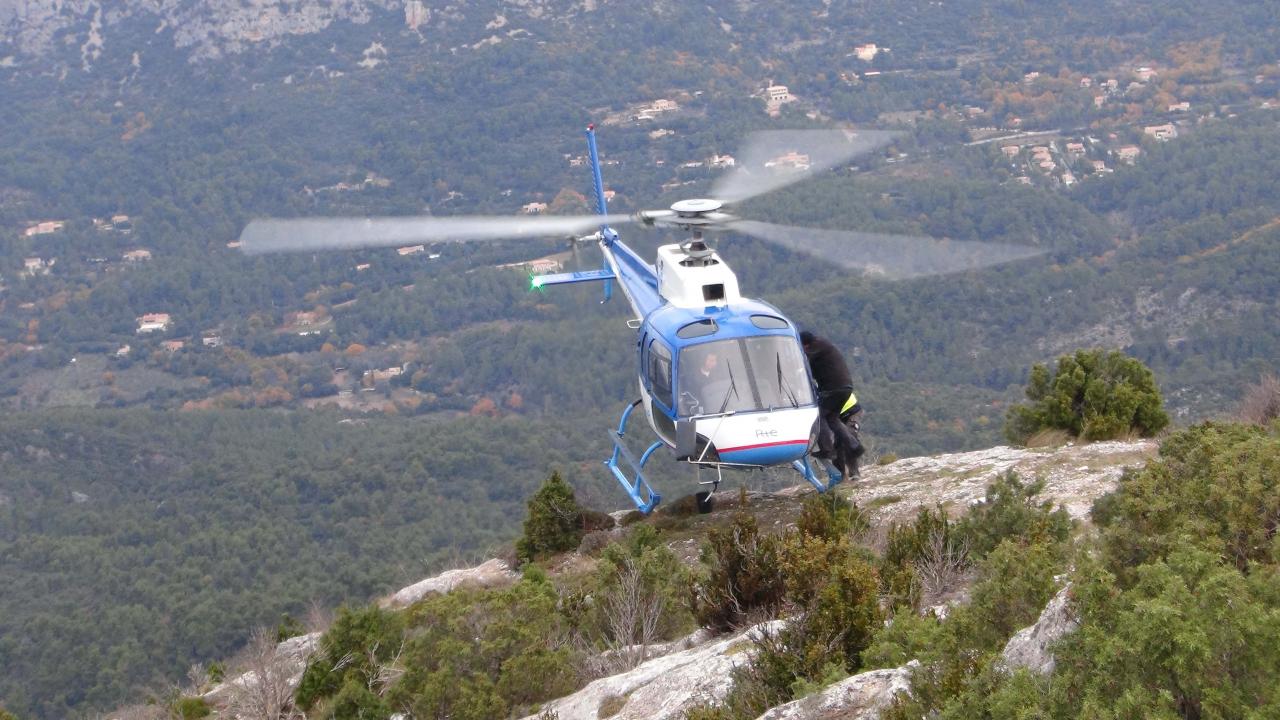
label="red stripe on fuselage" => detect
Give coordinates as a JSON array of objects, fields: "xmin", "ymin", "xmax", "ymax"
[{"xmin": 718, "ymin": 439, "xmax": 810, "ymax": 453}]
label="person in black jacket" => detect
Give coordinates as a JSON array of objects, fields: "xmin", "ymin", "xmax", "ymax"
[{"xmin": 800, "ymin": 330, "xmax": 863, "ymax": 479}]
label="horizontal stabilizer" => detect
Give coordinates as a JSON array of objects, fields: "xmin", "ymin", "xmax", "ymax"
[{"xmin": 530, "ymin": 269, "xmax": 617, "ymax": 288}]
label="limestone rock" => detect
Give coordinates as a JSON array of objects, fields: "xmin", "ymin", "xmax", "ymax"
[
  {"xmin": 202, "ymin": 631, "xmax": 321, "ymax": 706},
  {"xmin": 848, "ymin": 440, "xmax": 1157, "ymax": 523},
  {"xmin": 522, "ymin": 621, "xmax": 785, "ymax": 720},
  {"xmin": 754, "ymin": 662, "xmax": 915, "ymax": 720},
  {"xmin": 1000, "ymin": 583, "xmax": 1077, "ymax": 675},
  {"xmin": 381, "ymin": 557, "xmax": 519, "ymax": 609}
]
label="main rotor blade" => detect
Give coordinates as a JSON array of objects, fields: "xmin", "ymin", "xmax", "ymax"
[
  {"xmin": 239, "ymin": 214, "xmax": 631, "ymax": 254},
  {"xmin": 729, "ymin": 220, "xmax": 1045, "ymax": 279},
  {"xmin": 711, "ymin": 129, "xmax": 900, "ymax": 205}
]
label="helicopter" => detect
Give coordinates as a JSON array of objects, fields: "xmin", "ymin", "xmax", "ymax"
[{"xmin": 241, "ymin": 125, "xmax": 1041, "ymax": 513}]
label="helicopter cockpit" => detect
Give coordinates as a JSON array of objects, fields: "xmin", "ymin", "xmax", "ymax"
[
  {"xmin": 635, "ymin": 297, "xmax": 821, "ymax": 472},
  {"xmin": 677, "ymin": 335, "xmax": 814, "ymax": 417}
]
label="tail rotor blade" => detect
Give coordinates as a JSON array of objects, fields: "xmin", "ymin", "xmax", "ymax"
[
  {"xmin": 239, "ymin": 214, "xmax": 632, "ymax": 254},
  {"xmin": 729, "ymin": 220, "xmax": 1044, "ymax": 279},
  {"xmin": 711, "ymin": 129, "xmax": 900, "ymax": 205}
]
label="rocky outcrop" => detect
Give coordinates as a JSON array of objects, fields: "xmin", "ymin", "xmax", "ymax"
[
  {"xmin": 754, "ymin": 662, "xmax": 915, "ymax": 720},
  {"xmin": 1000, "ymin": 583, "xmax": 1077, "ymax": 675},
  {"xmin": 0, "ymin": 0, "xmax": 606, "ymax": 64},
  {"xmin": 830, "ymin": 440, "xmax": 1157, "ymax": 523},
  {"xmin": 521, "ymin": 622, "xmax": 784, "ymax": 720},
  {"xmin": 0, "ymin": 0, "xmax": 397, "ymax": 62},
  {"xmin": 380, "ymin": 557, "xmax": 519, "ymax": 608},
  {"xmin": 201, "ymin": 631, "xmax": 321, "ymax": 708}
]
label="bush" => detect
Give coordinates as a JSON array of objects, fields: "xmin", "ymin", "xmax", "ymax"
[
  {"xmin": 1004, "ymin": 349, "xmax": 1168, "ymax": 444},
  {"xmin": 795, "ymin": 494, "xmax": 868, "ymax": 542},
  {"xmin": 170, "ymin": 697, "xmax": 211, "ymax": 720},
  {"xmin": 1237, "ymin": 373, "xmax": 1280, "ymax": 425},
  {"xmin": 880, "ymin": 506, "xmax": 955, "ymax": 610},
  {"xmin": 388, "ymin": 575, "xmax": 581, "ymax": 719},
  {"xmin": 295, "ymin": 605, "xmax": 406, "ymax": 711},
  {"xmin": 322, "ymin": 677, "xmax": 392, "ymax": 720},
  {"xmin": 580, "ymin": 524, "xmax": 696, "ymax": 654},
  {"xmin": 274, "ymin": 612, "xmax": 307, "ymax": 642},
  {"xmin": 1093, "ymin": 421, "xmax": 1280, "ymax": 579},
  {"xmin": 692, "ymin": 508, "xmax": 786, "ymax": 632},
  {"xmin": 714, "ymin": 532, "xmax": 882, "ymax": 718},
  {"xmin": 1049, "ymin": 545, "xmax": 1280, "ymax": 719},
  {"xmin": 516, "ymin": 472, "xmax": 586, "ymax": 563},
  {"xmin": 953, "ymin": 471, "xmax": 1072, "ymax": 560}
]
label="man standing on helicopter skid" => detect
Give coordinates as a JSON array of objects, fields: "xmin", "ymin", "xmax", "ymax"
[{"xmin": 800, "ymin": 330, "xmax": 865, "ymax": 479}]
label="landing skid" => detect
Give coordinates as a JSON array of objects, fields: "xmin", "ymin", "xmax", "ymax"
[
  {"xmin": 794, "ymin": 454, "xmax": 843, "ymax": 493},
  {"xmin": 607, "ymin": 400, "xmax": 841, "ymax": 513},
  {"xmin": 606, "ymin": 400, "xmax": 662, "ymax": 514}
]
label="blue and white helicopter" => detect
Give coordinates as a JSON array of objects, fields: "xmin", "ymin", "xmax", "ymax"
[{"xmin": 242, "ymin": 126, "xmax": 1039, "ymax": 513}]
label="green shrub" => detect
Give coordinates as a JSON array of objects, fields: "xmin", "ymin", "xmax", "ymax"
[
  {"xmin": 1049, "ymin": 545, "xmax": 1280, "ymax": 719},
  {"xmin": 516, "ymin": 472, "xmax": 586, "ymax": 563},
  {"xmin": 1093, "ymin": 421, "xmax": 1280, "ymax": 578},
  {"xmin": 953, "ymin": 471, "xmax": 1072, "ymax": 560},
  {"xmin": 881, "ymin": 423, "xmax": 1280, "ymax": 720},
  {"xmin": 274, "ymin": 612, "xmax": 307, "ymax": 642},
  {"xmin": 1005, "ymin": 349, "xmax": 1168, "ymax": 444},
  {"xmin": 795, "ymin": 494, "xmax": 868, "ymax": 542},
  {"xmin": 961, "ymin": 539, "xmax": 1061, "ymax": 649},
  {"xmin": 388, "ymin": 574, "xmax": 580, "ymax": 719},
  {"xmin": 321, "ymin": 677, "xmax": 392, "ymax": 720},
  {"xmin": 170, "ymin": 697, "xmax": 211, "ymax": 720},
  {"xmin": 880, "ymin": 506, "xmax": 954, "ymax": 610},
  {"xmin": 692, "ymin": 508, "xmax": 786, "ymax": 632},
  {"xmin": 295, "ymin": 605, "xmax": 406, "ymax": 711}
]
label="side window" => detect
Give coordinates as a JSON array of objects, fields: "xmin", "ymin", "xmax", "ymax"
[
  {"xmin": 647, "ymin": 340, "xmax": 673, "ymax": 410},
  {"xmin": 639, "ymin": 332, "xmax": 649, "ymax": 386}
]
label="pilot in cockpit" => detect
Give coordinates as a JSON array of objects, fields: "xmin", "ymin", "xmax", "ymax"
[{"xmin": 683, "ymin": 347, "xmax": 733, "ymax": 415}]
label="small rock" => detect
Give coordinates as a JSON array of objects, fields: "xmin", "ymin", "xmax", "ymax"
[
  {"xmin": 754, "ymin": 661, "xmax": 916, "ymax": 720},
  {"xmin": 1000, "ymin": 583, "xmax": 1077, "ymax": 675},
  {"xmin": 381, "ymin": 558, "xmax": 519, "ymax": 609}
]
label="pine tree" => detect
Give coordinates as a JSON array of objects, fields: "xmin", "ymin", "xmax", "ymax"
[
  {"xmin": 1005, "ymin": 348, "xmax": 1169, "ymax": 443},
  {"xmin": 516, "ymin": 472, "xmax": 585, "ymax": 563}
]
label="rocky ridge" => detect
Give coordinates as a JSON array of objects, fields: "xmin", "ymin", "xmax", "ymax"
[
  {"xmin": 189, "ymin": 439, "xmax": 1154, "ymax": 720},
  {"xmin": 0, "ymin": 0, "xmax": 598, "ymax": 64}
]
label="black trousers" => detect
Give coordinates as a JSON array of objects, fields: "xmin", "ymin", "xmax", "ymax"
[{"xmin": 817, "ymin": 390, "xmax": 859, "ymax": 458}]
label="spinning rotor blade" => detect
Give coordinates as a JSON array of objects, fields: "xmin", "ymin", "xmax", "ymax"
[
  {"xmin": 710, "ymin": 129, "xmax": 900, "ymax": 205},
  {"xmin": 729, "ymin": 220, "xmax": 1044, "ymax": 279},
  {"xmin": 240, "ymin": 214, "xmax": 631, "ymax": 254}
]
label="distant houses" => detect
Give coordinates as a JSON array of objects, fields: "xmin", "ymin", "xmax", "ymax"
[
  {"xmin": 764, "ymin": 84, "xmax": 794, "ymax": 115},
  {"xmin": 853, "ymin": 43, "xmax": 881, "ymax": 62},
  {"xmin": 23, "ymin": 221, "xmax": 65, "ymax": 237},
  {"xmin": 1143, "ymin": 123, "xmax": 1178, "ymax": 141},
  {"xmin": 22, "ymin": 257, "xmax": 53, "ymax": 276},
  {"xmin": 136, "ymin": 313, "xmax": 172, "ymax": 333},
  {"xmin": 93, "ymin": 214, "xmax": 132, "ymax": 233},
  {"xmin": 764, "ymin": 151, "xmax": 811, "ymax": 171},
  {"xmin": 708, "ymin": 154, "xmax": 736, "ymax": 169}
]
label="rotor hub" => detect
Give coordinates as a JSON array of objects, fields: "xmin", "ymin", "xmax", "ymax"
[{"xmin": 670, "ymin": 198, "xmax": 724, "ymax": 217}]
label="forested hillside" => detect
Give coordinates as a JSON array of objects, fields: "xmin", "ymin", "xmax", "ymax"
[{"xmin": 0, "ymin": 409, "xmax": 622, "ymax": 717}]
